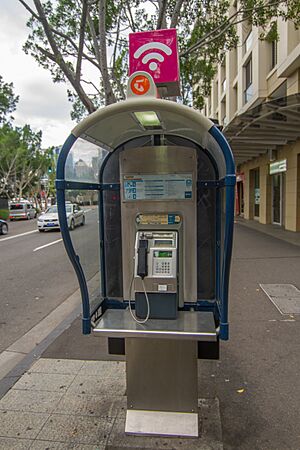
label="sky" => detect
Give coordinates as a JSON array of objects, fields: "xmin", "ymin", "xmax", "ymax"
[{"xmin": 0, "ymin": 1, "xmax": 75, "ymax": 148}]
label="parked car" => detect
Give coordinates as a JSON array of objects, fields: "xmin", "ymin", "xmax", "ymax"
[
  {"xmin": 37, "ymin": 204, "xmax": 85, "ymax": 232},
  {"xmin": 9, "ymin": 202, "xmax": 36, "ymax": 221},
  {"xmin": 0, "ymin": 219, "xmax": 8, "ymax": 235}
]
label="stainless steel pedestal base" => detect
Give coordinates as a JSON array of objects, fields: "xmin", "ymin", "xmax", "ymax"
[
  {"xmin": 125, "ymin": 337, "xmax": 199, "ymax": 437},
  {"xmin": 125, "ymin": 409, "xmax": 199, "ymax": 437}
]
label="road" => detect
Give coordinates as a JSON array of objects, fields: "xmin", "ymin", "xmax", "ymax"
[{"xmin": 0, "ymin": 207, "xmax": 99, "ymax": 353}]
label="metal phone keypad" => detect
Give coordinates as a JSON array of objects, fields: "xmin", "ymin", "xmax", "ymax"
[
  {"xmin": 134, "ymin": 230, "xmax": 177, "ymax": 279},
  {"xmin": 153, "ymin": 260, "xmax": 171, "ymax": 275}
]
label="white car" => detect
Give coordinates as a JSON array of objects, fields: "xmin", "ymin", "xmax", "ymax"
[
  {"xmin": 37, "ymin": 204, "xmax": 85, "ymax": 232},
  {"xmin": 9, "ymin": 202, "xmax": 37, "ymax": 220}
]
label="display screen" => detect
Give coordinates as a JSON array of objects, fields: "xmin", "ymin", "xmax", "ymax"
[
  {"xmin": 154, "ymin": 251, "xmax": 172, "ymax": 258},
  {"xmin": 154, "ymin": 239, "xmax": 173, "ymax": 246},
  {"xmin": 123, "ymin": 173, "xmax": 193, "ymax": 200}
]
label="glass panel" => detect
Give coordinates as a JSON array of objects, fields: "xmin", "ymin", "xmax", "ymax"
[
  {"xmin": 244, "ymin": 84, "xmax": 253, "ymax": 103},
  {"xmin": 245, "ymin": 31, "xmax": 253, "ymax": 53},
  {"xmin": 65, "ymin": 190, "xmax": 101, "ymax": 311},
  {"xmin": 65, "ymin": 137, "xmax": 108, "ymax": 183},
  {"xmin": 272, "ymin": 174, "xmax": 281, "ymax": 224},
  {"xmin": 254, "ymin": 168, "xmax": 260, "ymax": 217},
  {"xmin": 271, "ymin": 40, "xmax": 277, "ymax": 69},
  {"xmin": 222, "ymin": 79, "xmax": 226, "ymax": 92},
  {"xmin": 217, "ymin": 187, "xmax": 226, "ymax": 306},
  {"xmin": 244, "ymin": 57, "xmax": 253, "ymax": 103},
  {"xmin": 197, "ymin": 149, "xmax": 216, "ymax": 300},
  {"xmin": 10, "ymin": 204, "xmax": 25, "ymax": 210}
]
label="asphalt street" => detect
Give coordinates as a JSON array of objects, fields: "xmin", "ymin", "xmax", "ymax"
[
  {"xmin": 43, "ymin": 223, "xmax": 300, "ymax": 450},
  {"xmin": 0, "ymin": 207, "xmax": 99, "ymax": 353}
]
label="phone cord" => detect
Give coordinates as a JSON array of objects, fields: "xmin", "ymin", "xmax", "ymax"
[{"xmin": 128, "ymin": 277, "xmax": 150, "ymax": 324}]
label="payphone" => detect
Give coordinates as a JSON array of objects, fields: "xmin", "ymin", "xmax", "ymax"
[
  {"xmin": 56, "ymin": 91, "xmax": 236, "ymax": 438},
  {"xmin": 132, "ymin": 229, "xmax": 178, "ymax": 321}
]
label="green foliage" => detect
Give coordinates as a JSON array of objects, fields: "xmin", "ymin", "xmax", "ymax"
[
  {"xmin": 0, "ymin": 122, "xmax": 51, "ymax": 199},
  {"xmin": 180, "ymin": 0, "xmax": 300, "ymax": 107},
  {"xmin": 19, "ymin": 0, "xmax": 300, "ymax": 115},
  {"xmin": 264, "ymin": 22, "xmax": 278, "ymax": 42},
  {"xmin": 0, "ymin": 209, "xmax": 9, "ymax": 220},
  {"xmin": 0, "ymin": 76, "xmax": 19, "ymax": 124},
  {"xmin": 0, "ymin": 78, "xmax": 51, "ymax": 199}
]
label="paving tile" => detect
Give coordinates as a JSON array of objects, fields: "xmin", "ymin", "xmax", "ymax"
[
  {"xmin": 0, "ymin": 389, "xmax": 63, "ymax": 414},
  {"xmin": 79, "ymin": 360, "xmax": 125, "ymax": 378},
  {"xmin": 27, "ymin": 441, "xmax": 61, "ymax": 450},
  {"xmin": 29, "ymin": 441, "xmax": 101, "ymax": 450},
  {"xmin": 55, "ymin": 444, "xmax": 105, "ymax": 450},
  {"xmin": 0, "ymin": 437, "xmax": 32, "ymax": 449},
  {"xmin": 30, "ymin": 441, "xmax": 105, "ymax": 450},
  {"xmin": 68, "ymin": 375, "xmax": 126, "ymax": 396},
  {"xmin": 0, "ymin": 410, "xmax": 49, "ymax": 439},
  {"xmin": 36, "ymin": 414, "xmax": 113, "ymax": 446},
  {"xmin": 55, "ymin": 393, "xmax": 125, "ymax": 418},
  {"xmin": 12, "ymin": 373, "xmax": 75, "ymax": 392},
  {"xmin": 30, "ymin": 359, "xmax": 84, "ymax": 375}
]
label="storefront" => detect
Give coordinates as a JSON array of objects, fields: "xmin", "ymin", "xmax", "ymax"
[
  {"xmin": 253, "ymin": 168, "xmax": 260, "ymax": 220},
  {"xmin": 224, "ymin": 94, "xmax": 300, "ymax": 232},
  {"xmin": 270, "ymin": 159, "xmax": 287, "ymax": 226},
  {"xmin": 236, "ymin": 172, "xmax": 244, "ymax": 216}
]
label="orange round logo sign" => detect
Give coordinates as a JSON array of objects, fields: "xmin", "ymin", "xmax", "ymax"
[{"xmin": 130, "ymin": 75, "xmax": 150, "ymax": 96}]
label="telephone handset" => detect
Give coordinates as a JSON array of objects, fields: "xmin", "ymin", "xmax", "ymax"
[{"xmin": 137, "ymin": 238, "xmax": 148, "ymax": 279}]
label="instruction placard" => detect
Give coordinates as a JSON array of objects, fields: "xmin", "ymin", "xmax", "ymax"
[{"xmin": 123, "ymin": 174, "xmax": 193, "ymax": 200}]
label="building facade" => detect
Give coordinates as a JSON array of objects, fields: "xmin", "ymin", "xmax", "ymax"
[{"xmin": 203, "ymin": 7, "xmax": 300, "ymax": 232}]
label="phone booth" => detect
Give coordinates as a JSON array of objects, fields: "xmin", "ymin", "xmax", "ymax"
[{"xmin": 56, "ymin": 73, "xmax": 235, "ymax": 438}]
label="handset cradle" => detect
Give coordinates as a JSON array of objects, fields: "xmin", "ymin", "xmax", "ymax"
[{"xmin": 137, "ymin": 237, "xmax": 148, "ymax": 279}]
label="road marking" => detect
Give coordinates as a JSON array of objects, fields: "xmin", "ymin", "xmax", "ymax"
[
  {"xmin": 33, "ymin": 238, "xmax": 63, "ymax": 252},
  {"xmin": 0, "ymin": 229, "xmax": 38, "ymax": 242}
]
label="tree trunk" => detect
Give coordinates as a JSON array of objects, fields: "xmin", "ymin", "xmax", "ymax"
[{"xmin": 98, "ymin": 0, "xmax": 116, "ymax": 105}]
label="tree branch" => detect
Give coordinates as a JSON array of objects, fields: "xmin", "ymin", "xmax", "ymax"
[
  {"xmin": 81, "ymin": 79, "xmax": 102, "ymax": 96},
  {"xmin": 181, "ymin": 0, "xmax": 283, "ymax": 57},
  {"xmin": 125, "ymin": 0, "xmax": 136, "ymax": 32},
  {"xmin": 157, "ymin": 0, "xmax": 168, "ymax": 29},
  {"xmin": 98, "ymin": 0, "xmax": 116, "ymax": 105},
  {"xmin": 75, "ymin": 0, "xmax": 88, "ymax": 83},
  {"xmin": 170, "ymin": 0, "xmax": 185, "ymax": 28},
  {"xmin": 86, "ymin": 8, "xmax": 101, "ymax": 66},
  {"xmin": 17, "ymin": 0, "xmax": 40, "ymax": 20},
  {"xmin": 32, "ymin": 0, "xmax": 96, "ymax": 113}
]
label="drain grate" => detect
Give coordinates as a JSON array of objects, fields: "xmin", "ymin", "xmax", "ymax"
[{"xmin": 260, "ymin": 284, "xmax": 300, "ymax": 315}]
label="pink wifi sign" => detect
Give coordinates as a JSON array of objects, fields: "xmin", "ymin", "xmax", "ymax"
[{"xmin": 129, "ymin": 29, "xmax": 180, "ymax": 96}]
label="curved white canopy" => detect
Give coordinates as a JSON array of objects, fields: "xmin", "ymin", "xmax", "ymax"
[{"xmin": 70, "ymin": 97, "xmax": 227, "ymax": 177}]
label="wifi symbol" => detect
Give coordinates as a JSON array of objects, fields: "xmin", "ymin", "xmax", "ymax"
[{"xmin": 134, "ymin": 42, "xmax": 172, "ymax": 72}]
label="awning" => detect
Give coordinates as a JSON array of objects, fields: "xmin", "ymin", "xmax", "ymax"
[{"xmin": 224, "ymin": 94, "xmax": 300, "ymax": 167}]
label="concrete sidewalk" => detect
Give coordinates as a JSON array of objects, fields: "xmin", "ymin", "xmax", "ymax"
[
  {"xmin": 0, "ymin": 223, "xmax": 299, "ymax": 449},
  {"xmin": 236, "ymin": 216, "xmax": 300, "ymax": 247},
  {"xmin": 0, "ymin": 358, "xmax": 222, "ymax": 449}
]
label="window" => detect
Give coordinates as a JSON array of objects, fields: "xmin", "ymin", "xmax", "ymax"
[
  {"xmin": 253, "ymin": 168, "xmax": 260, "ymax": 218},
  {"xmin": 244, "ymin": 57, "xmax": 253, "ymax": 103},
  {"xmin": 233, "ymin": 85, "xmax": 237, "ymax": 113},
  {"xmin": 245, "ymin": 31, "xmax": 253, "ymax": 53},
  {"xmin": 222, "ymin": 79, "xmax": 227, "ymax": 93},
  {"xmin": 271, "ymin": 40, "xmax": 277, "ymax": 69},
  {"xmin": 10, "ymin": 204, "xmax": 25, "ymax": 210}
]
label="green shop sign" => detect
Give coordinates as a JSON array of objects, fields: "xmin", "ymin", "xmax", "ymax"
[{"xmin": 269, "ymin": 159, "xmax": 287, "ymax": 175}]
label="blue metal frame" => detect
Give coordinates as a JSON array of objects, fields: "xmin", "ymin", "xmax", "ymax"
[
  {"xmin": 56, "ymin": 125, "xmax": 236, "ymax": 340},
  {"xmin": 209, "ymin": 126, "xmax": 236, "ymax": 340},
  {"xmin": 56, "ymin": 134, "xmax": 93, "ymax": 334}
]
